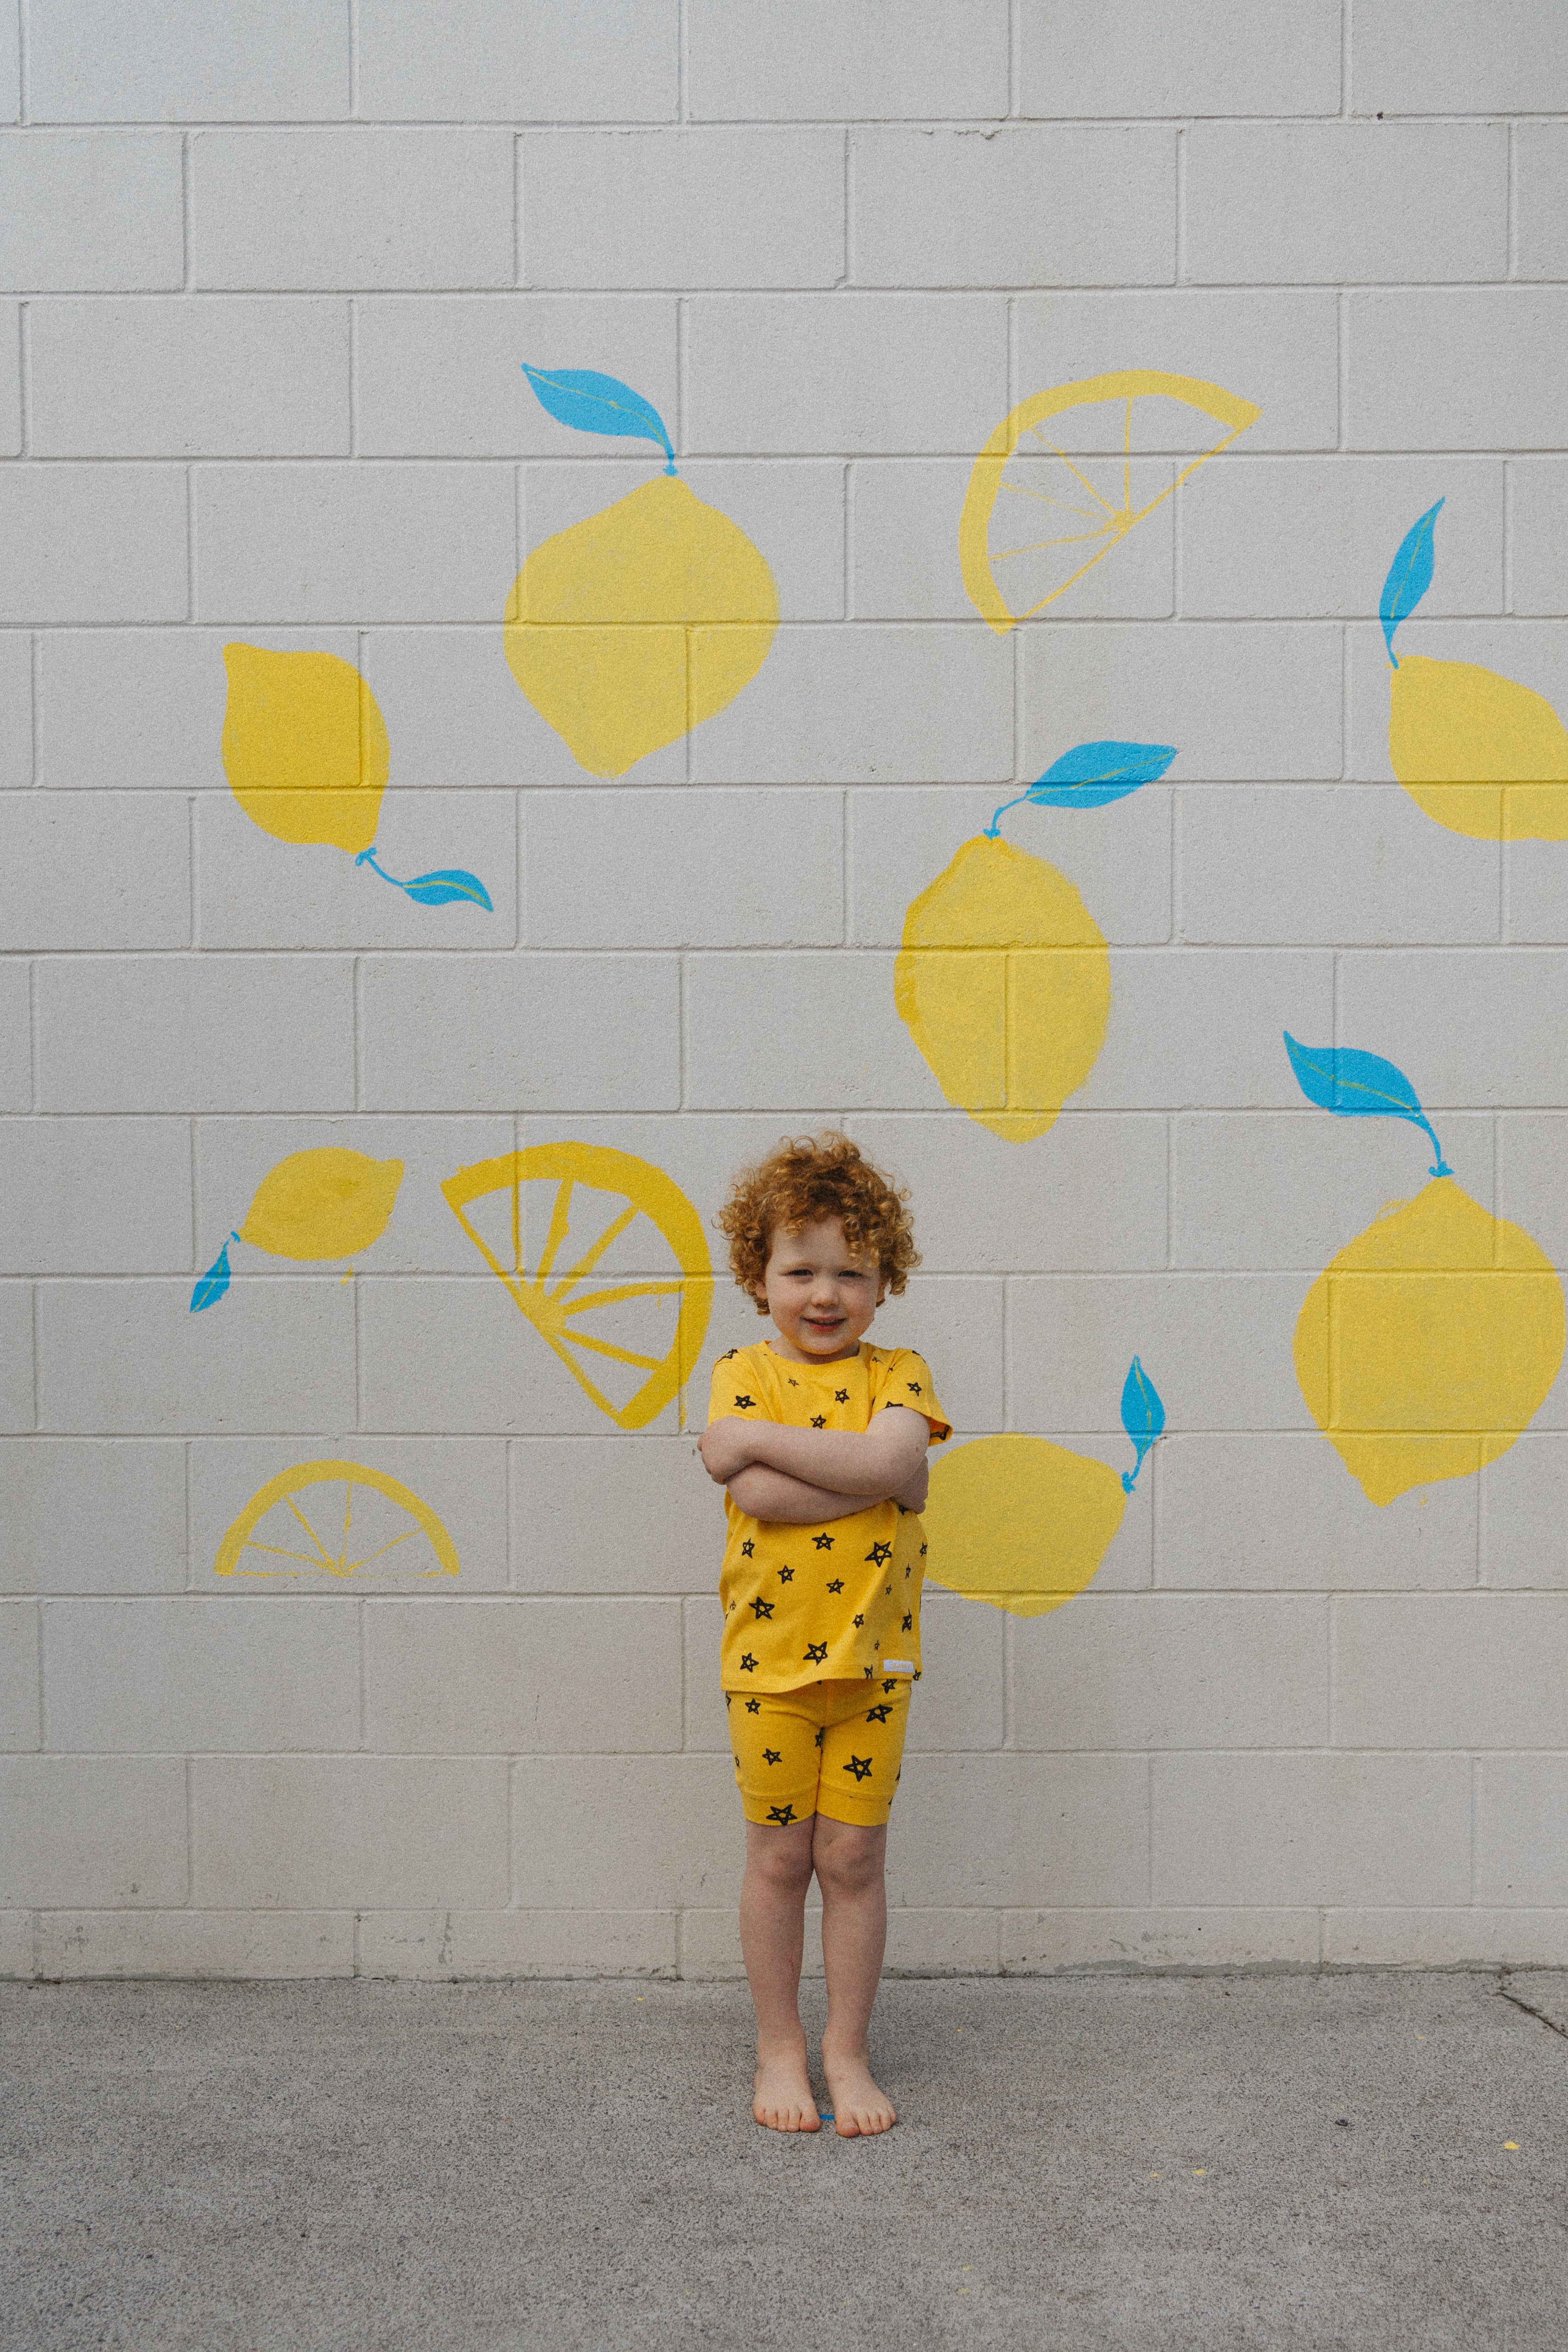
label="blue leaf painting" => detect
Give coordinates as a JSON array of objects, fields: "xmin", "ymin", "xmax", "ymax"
[
  {"xmin": 398, "ymin": 868, "xmax": 494, "ymax": 910},
  {"xmin": 1120, "ymin": 1356, "xmax": 1165, "ymax": 1493},
  {"xmin": 1380, "ymin": 498, "xmax": 1443, "ymax": 667},
  {"xmin": 1283, "ymin": 1033, "xmax": 1451, "ymax": 1176},
  {"xmin": 984, "ymin": 741, "xmax": 1177, "ymax": 836},
  {"xmin": 521, "ymin": 364, "xmax": 677, "ymax": 474},
  {"xmin": 190, "ymin": 1233, "xmax": 239, "ymax": 1313}
]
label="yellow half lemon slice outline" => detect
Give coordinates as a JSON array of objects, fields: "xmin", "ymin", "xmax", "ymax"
[{"xmin": 214, "ymin": 1460, "xmax": 460, "ymax": 1579}]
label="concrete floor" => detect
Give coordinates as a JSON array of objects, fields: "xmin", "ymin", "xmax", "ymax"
[{"xmin": 4, "ymin": 1972, "xmax": 1568, "ymax": 2351}]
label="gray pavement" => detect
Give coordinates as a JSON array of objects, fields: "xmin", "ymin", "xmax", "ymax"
[{"xmin": 4, "ymin": 1970, "xmax": 1568, "ymax": 2350}]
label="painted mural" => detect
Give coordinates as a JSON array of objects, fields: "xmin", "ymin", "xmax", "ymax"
[
  {"xmin": 1286, "ymin": 1035, "xmax": 1565, "ymax": 1506},
  {"xmin": 214, "ymin": 1459, "xmax": 460, "ymax": 1580},
  {"xmin": 191, "ymin": 1148, "xmax": 404, "ymax": 1309},
  {"xmin": 503, "ymin": 365, "xmax": 778, "ymax": 776}
]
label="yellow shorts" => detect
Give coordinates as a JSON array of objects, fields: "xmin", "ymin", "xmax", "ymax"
[{"xmin": 726, "ymin": 1676, "xmax": 911, "ymax": 1828}]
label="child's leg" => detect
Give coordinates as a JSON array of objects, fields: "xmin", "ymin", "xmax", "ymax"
[
  {"xmin": 739, "ymin": 1815, "xmax": 820, "ymax": 2132},
  {"xmin": 813, "ymin": 1817, "xmax": 896, "ymax": 2136}
]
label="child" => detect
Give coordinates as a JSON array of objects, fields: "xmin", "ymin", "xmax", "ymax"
[{"xmin": 699, "ymin": 1134, "xmax": 949, "ymax": 2138}]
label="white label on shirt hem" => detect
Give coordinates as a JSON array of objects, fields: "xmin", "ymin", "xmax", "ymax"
[{"xmin": 883, "ymin": 1660, "xmax": 914, "ymax": 1673}]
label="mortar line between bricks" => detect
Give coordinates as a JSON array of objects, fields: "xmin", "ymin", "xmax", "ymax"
[
  {"xmin": 1470, "ymin": 1754, "xmax": 1480, "ymax": 1902},
  {"xmin": 1507, "ymin": 119, "xmax": 1518, "ymax": 280},
  {"xmin": 1174, "ymin": 122, "xmax": 1186, "ymax": 284},
  {"xmin": 1340, "ymin": 0, "xmax": 1352, "ymax": 117},
  {"xmin": 347, "ymin": 0, "xmax": 359, "ymax": 119},
  {"xmin": 676, "ymin": 0, "xmax": 687, "ymax": 126}
]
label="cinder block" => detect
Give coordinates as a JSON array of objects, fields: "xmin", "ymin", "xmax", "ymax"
[
  {"xmin": 357, "ymin": 0, "xmax": 678, "ymax": 124},
  {"xmin": 1517, "ymin": 126, "xmax": 1568, "ymax": 282},
  {"xmin": 0, "ymin": 466, "xmax": 186, "ymax": 622},
  {"xmin": 0, "ymin": 1285, "xmax": 31, "ymax": 1431},
  {"xmin": 868, "ymin": 1275, "xmax": 1005, "ymax": 1430},
  {"xmin": 1020, "ymin": 0, "xmax": 1341, "ymax": 116},
  {"xmin": 1153, "ymin": 1753, "xmax": 1471, "ymax": 1907},
  {"xmin": 1340, "ymin": 949, "xmax": 1568, "ymax": 1111},
  {"xmin": 195, "ymin": 790, "xmax": 517, "ymax": 952},
  {"xmin": 360, "ymin": 952, "xmax": 679, "ymax": 1111},
  {"xmin": 1008, "ymin": 1274, "xmax": 1311, "ymax": 1435},
  {"xmin": 1335, "ymin": 1596, "xmax": 1568, "ymax": 1751},
  {"xmin": 854, "ymin": 127, "xmax": 1174, "ymax": 290},
  {"xmin": 357, "ymin": 1275, "xmax": 628, "ymax": 1436},
  {"xmin": 193, "ymin": 1756, "xmax": 509, "ymax": 1908},
  {"xmin": 0, "ymin": 1439, "xmax": 187, "ymax": 1596},
  {"xmin": 1013, "ymin": 1596, "xmax": 1329, "ymax": 1751},
  {"xmin": 190, "ymin": 129, "xmax": 513, "ymax": 291},
  {"xmin": 687, "ymin": 0, "xmax": 1009, "ymax": 120},
  {"xmin": 1179, "ymin": 788, "xmax": 1499, "ymax": 949},
  {"xmin": 885, "ymin": 1909, "xmax": 1000, "ymax": 1975},
  {"xmin": 0, "ymin": 1913, "xmax": 31, "ymax": 1975},
  {"xmin": 0, "ymin": 131, "xmax": 182, "ymax": 290},
  {"xmin": 36, "ymin": 956, "xmax": 354, "ymax": 1112},
  {"xmin": 681, "ymin": 1597, "xmax": 725, "ymax": 1751},
  {"xmin": 31, "ymin": 297, "xmax": 348, "ymax": 458},
  {"xmin": 0, "ymin": 631, "xmax": 28, "ymax": 791},
  {"xmin": 679, "ymin": 1905, "xmax": 788, "ymax": 1979},
  {"xmin": 523, "ymin": 790, "xmax": 841, "ymax": 949},
  {"xmin": 1182, "ymin": 458, "xmax": 1502, "ymax": 623},
  {"xmin": 358, "ymin": 1909, "xmax": 678, "ymax": 1980},
  {"xmin": 0, "ymin": 1602, "xmax": 38, "ymax": 1748},
  {"xmin": 0, "ymin": 963, "xmax": 26, "ymax": 1111},
  {"xmin": 1347, "ymin": 292, "xmax": 1568, "ymax": 452},
  {"xmin": 0, "ymin": 1116, "xmax": 192, "ymax": 1274},
  {"xmin": 514, "ymin": 1754, "xmax": 739, "ymax": 1906},
  {"xmin": 191, "ymin": 1437, "xmax": 507, "ymax": 1596},
  {"xmin": 890, "ymin": 1754, "xmax": 1148, "ymax": 1908},
  {"xmin": 29, "ymin": 0, "xmax": 349, "ymax": 120},
  {"xmin": 851, "ymin": 458, "xmax": 1172, "ymax": 622},
  {"xmin": 1477, "ymin": 1758, "xmax": 1568, "ymax": 1905},
  {"xmin": 363, "ymin": 1598, "xmax": 682, "ymax": 1752},
  {"xmin": 43, "ymin": 1597, "xmax": 358, "ymax": 1752},
  {"xmin": 1483, "ymin": 1433, "xmax": 1568, "ymax": 1592},
  {"xmin": 523, "ymin": 130, "xmax": 844, "ymax": 290},
  {"xmin": 846, "ymin": 1114, "xmax": 1169, "ymax": 1273},
  {"xmin": 514, "ymin": 1437, "xmax": 719, "ymax": 1596},
  {"xmin": 686, "ymin": 295, "xmax": 1007, "ymax": 456},
  {"xmin": 1023, "ymin": 624, "xmax": 1342, "ymax": 784},
  {"xmin": 36, "ymin": 1279, "xmax": 357, "ymax": 1436},
  {"xmin": 1016, "ymin": 291, "xmax": 1339, "ymax": 454},
  {"xmin": 1324, "ymin": 1910, "xmax": 1568, "ymax": 1967},
  {"xmin": 1506, "ymin": 460, "xmax": 1568, "ymax": 622},
  {"xmin": 1001, "ymin": 1908, "xmax": 1321, "ymax": 1972},
  {"xmin": 193, "ymin": 465, "xmax": 515, "ymax": 626},
  {"xmin": 0, "ymin": 1755, "xmax": 187, "ymax": 1906},
  {"xmin": 0, "ymin": 795, "xmax": 188, "ymax": 948},
  {"xmin": 689, "ymin": 624, "xmax": 1012, "ymax": 785},
  {"xmin": 1186, "ymin": 125, "xmax": 1506, "ymax": 286},
  {"xmin": 1352, "ymin": 0, "xmax": 1568, "ymax": 114},
  {"xmin": 36, "ymin": 1910, "xmax": 354, "ymax": 1978},
  {"xmin": 1086, "ymin": 948, "xmax": 1335, "ymax": 1110},
  {"xmin": 685, "ymin": 951, "xmax": 941, "ymax": 1112},
  {"xmin": 905, "ymin": 1594, "xmax": 1003, "ymax": 1752},
  {"xmin": 1346, "ymin": 618, "xmax": 1568, "ymax": 785}
]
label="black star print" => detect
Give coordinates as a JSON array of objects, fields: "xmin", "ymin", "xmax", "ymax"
[
  {"xmin": 718, "ymin": 1348, "xmax": 738, "ymax": 1361},
  {"xmin": 778, "ymin": 1566, "xmax": 794, "ymax": 1584},
  {"xmin": 744, "ymin": 1697, "xmax": 761, "ymax": 1715},
  {"xmin": 835, "ymin": 1389, "xmax": 849, "ymax": 1403},
  {"xmin": 920, "ymin": 1542, "xmax": 927, "ymax": 1557},
  {"xmin": 902, "ymin": 1612, "xmax": 913, "ymax": 1630},
  {"xmin": 865, "ymin": 1540, "xmax": 892, "ymax": 1566},
  {"xmin": 814, "ymin": 1727, "xmax": 825, "ymax": 1747},
  {"xmin": 826, "ymin": 1578, "xmax": 844, "ymax": 1594},
  {"xmin": 740, "ymin": 1539, "xmax": 755, "ymax": 1558},
  {"xmin": 813, "ymin": 1534, "xmax": 835, "ymax": 1551},
  {"xmin": 866, "ymin": 1704, "xmax": 892, "ymax": 1724},
  {"xmin": 864, "ymin": 1666, "xmax": 874, "ymax": 1679},
  {"xmin": 787, "ymin": 1376, "xmax": 799, "ymax": 1386},
  {"xmin": 907, "ymin": 1380, "xmax": 922, "ymax": 1396},
  {"xmin": 804, "ymin": 1642, "xmax": 829, "ymax": 1665},
  {"xmin": 883, "ymin": 1679, "xmax": 898, "ymax": 1693},
  {"xmin": 733, "ymin": 1393, "xmax": 756, "ymax": 1410},
  {"xmin": 739, "ymin": 1652, "xmax": 757, "ymax": 1672},
  {"xmin": 767, "ymin": 1804, "xmax": 797, "ymax": 1825},
  {"xmin": 810, "ymin": 1414, "xmax": 827, "ymax": 1428},
  {"xmin": 724, "ymin": 1694, "xmax": 733, "ymax": 1708},
  {"xmin": 843, "ymin": 1755, "xmax": 873, "ymax": 1783},
  {"xmin": 750, "ymin": 1597, "xmax": 774, "ymax": 1620},
  {"xmin": 762, "ymin": 1748, "xmax": 782, "ymax": 1766},
  {"xmin": 905, "ymin": 1564, "xmax": 912, "ymax": 1578},
  {"xmin": 852, "ymin": 1614, "xmax": 864, "ymax": 1628}
]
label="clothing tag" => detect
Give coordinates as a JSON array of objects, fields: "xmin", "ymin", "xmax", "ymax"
[{"xmin": 883, "ymin": 1659, "xmax": 914, "ymax": 1674}]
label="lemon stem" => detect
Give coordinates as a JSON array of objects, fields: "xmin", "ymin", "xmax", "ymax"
[
  {"xmin": 1420, "ymin": 1115, "xmax": 1451, "ymax": 1178},
  {"xmin": 355, "ymin": 846, "xmax": 404, "ymax": 892},
  {"xmin": 983, "ymin": 792, "xmax": 1031, "ymax": 838}
]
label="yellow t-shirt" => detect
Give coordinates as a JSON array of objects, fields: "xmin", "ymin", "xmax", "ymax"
[{"xmin": 710, "ymin": 1340, "xmax": 950, "ymax": 1693}]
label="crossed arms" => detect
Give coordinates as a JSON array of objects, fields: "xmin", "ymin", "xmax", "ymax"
[{"xmin": 699, "ymin": 1405, "xmax": 930, "ymax": 1524}]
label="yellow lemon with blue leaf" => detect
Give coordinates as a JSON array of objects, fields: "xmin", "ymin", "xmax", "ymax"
[
  {"xmin": 191, "ymin": 1148, "xmax": 404, "ymax": 1312},
  {"xmin": 895, "ymin": 742, "xmax": 1175, "ymax": 1143},
  {"xmin": 1381, "ymin": 500, "xmax": 1568, "ymax": 841},
  {"xmin": 504, "ymin": 365, "xmax": 778, "ymax": 778},
  {"xmin": 1285, "ymin": 1035, "xmax": 1563, "ymax": 1506},
  {"xmin": 925, "ymin": 1360, "xmax": 1164, "ymax": 1616}
]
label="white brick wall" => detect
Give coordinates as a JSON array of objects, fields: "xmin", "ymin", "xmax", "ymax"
[{"xmin": 7, "ymin": 0, "xmax": 1568, "ymax": 1982}]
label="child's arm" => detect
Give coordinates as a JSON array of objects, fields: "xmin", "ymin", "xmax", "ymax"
[
  {"xmin": 724, "ymin": 1464, "xmax": 870, "ymax": 1523},
  {"xmin": 701, "ymin": 1406, "xmax": 930, "ymax": 1498}
]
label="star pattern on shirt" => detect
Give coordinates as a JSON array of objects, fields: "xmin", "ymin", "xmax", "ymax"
[
  {"xmin": 826, "ymin": 1578, "xmax": 844, "ymax": 1594},
  {"xmin": 750, "ymin": 1597, "xmax": 774, "ymax": 1620},
  {"xmin": 739, "ymin": 1652, "xmax": 757, "ymax": 1673},
  {"xmin": 778, "ymin": 1566, "xmax": 794, "ymax": 1584},
  {"xmin": 718, "ymin": 1348, "xmax": 738, "ymax": 1362},
  {"xmin": 813, "ymin": 1534, "xmax": 835, "ymax": 1551},
  {"xmin": 740, "ymin": 1539, "xmax": 755, "ymax": 1558},
  {"xmin": 883, "ymin": 1679, "xmax": 898, "ymax": 1694},
  {"xmin": 804, "ymin": 1642, "xmax": 829, "ymax": 1664},
  {"xmin": 902, "ymin": 1612, "xmax": 913, "ymax": 1630},
  {"xmin": 810, "ymin": 1414, "xmax": 827, "ymax": 1428},
  {"xmin": 744, "ymin": 1698, "xmax": 761, "ymax": 1715},
  {"xmin": 843, "ymin": 1755, "xmax": 873, "ymax": 1783},
  {"xmin": 866, "ymin": 1703, "xmax": 892, "ymax": 1724},
  {"xmin": 920, "ymin": 1542, "xmax": 927, "ymax": 1557},
  {"xmin": 814, "ymin": 1727, "xmax": 825, "ymax": 1748},
  {"xmin": 835, "ymin": 1389, "xmax": 849, "ymax": 1403},
  {"xmin": 762, "ymin": 1748, "xmax": 782, "ymax": 1766},
  {"xmin": 724, "ymin": 1693, "xmax": 732, "ymax": 1709},
  {"xmin": 733, "ymin": 1393, "xmax": 756, "ymax": 1410},
  {"xmin": 865, "ymin": 1540, "xmax": 892, "ymax": 1566},
  {"xmin": 852, "ymin": 1614, "xmax": 864, "ymax": 1628},
  {"xmin": 767, "ymin": 1804, "xmax": 797, "ymax": 1825},
  {"xmin": 906, "ymin": 1380, "xmax": 923, "ymax": 1396},
  {"xmin": 786, "ymin": 1377, "xmax": 799, "ymax": 1387}
]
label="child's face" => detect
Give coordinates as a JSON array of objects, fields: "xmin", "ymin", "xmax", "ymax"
[{"xmin": 757, "ymin": 1216, "xmax": 886, "ymax": 1364}]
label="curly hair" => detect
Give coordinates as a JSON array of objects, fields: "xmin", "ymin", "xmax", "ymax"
[{"xmin": 716, "ymin": 1132, "xmax": 919, "ymax": 1311}]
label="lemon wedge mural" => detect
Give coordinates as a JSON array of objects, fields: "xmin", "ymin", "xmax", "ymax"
[
  {"xmin": 925, "ymin": 1359, "xmax": 1164, "ymax": 1616},
  {"xmin": 221, "ymin": 644, "xmax": 493, "ymax": 909},
  {"xmin": 442, "ymin": 1142, "xmax": 713, "ymax": 1430},
  {"xmin": 1381, "ymin": 500, "xmax": 1568, "ymax": 841},
  {"xmin": 960, "ymin": 369, "xmax": 1259, "ymax": 629},
  {"xmin": 190, "ymin": 1148, "xmax": 404, "ymax": 1311},
  {"xmin": 1285, "ymin": 1034, "xmax": 1564, "ymax": 1506},
  {"xmin": 896, "ymin": 740, "xmax": 1176, "ymax": 1142},
  {"xmin": 504, "ymin": 364, "xmax": 778, "ymax": 777},
  {"xmin": 215, "ymin": 1460, "xmax": 459, "ymax": 1580}
]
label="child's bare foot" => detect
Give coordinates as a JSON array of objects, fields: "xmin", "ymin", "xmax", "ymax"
[
  {"xmin": 820, "ymin": 2042, "xmax": 896, "ymax": 2136},
  {"xmin": 753, "ymin": 2041, "xmax": 822, "ymax": 2133}
]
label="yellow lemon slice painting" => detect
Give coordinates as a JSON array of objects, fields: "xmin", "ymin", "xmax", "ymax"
[
  {"xmin": 215, "ymin": 1459, "xmax": 459, "ymax": 1580},
  {"xmin": 221, "ymin": 644, "xmax": 493, "ymax": 910},
  {"xmin": 441, "ymin": 1142, "xmax": 713, "ymax": 1431},
  {"xmin": 505, "ymin": 365, "xmax": 778, "ymax": 777},
  {"xmin": 1285, "ymin": 1034, "xmax": 1564, "ymax": 1506},
  {"xmin": 190, "ymin": 1148, "xmax": 403, "ymax": 1311},
  {"xmin": 960, "ymin": 369, "xmax": 1260, "ymax": 630},
  {"xmin": 1380, "ymin": 500, "xmax": 1568, "ymax": 841},
  {"xmin": 896, "ymin": 741, "xmax": 1175, "ymax": 1142},
  {"xmin": 925, "ymin": 1360, "xmax": 1164, "ymax": 1618}
]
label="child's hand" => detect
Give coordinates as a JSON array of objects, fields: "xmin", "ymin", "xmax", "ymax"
[
  {"xmin": 893, "ymin": 1458, "xmax": 929, "ymax": 1514},
  {"xmin": 699, "ymin": 1417, "xmax": 757, "ymax": 1483}
]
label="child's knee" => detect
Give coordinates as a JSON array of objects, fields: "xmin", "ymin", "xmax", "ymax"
[
  {"xmin": 812, "ymin": 1823, "xmax": 885, "ymax": 1896},
  {"xmin": 747, "ymin": 1828, "xmax": 816, "ymax": 1896}
]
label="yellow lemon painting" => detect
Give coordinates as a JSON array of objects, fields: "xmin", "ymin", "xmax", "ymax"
[
  {"xmin": 1285, "ymin": 1035, "xmax": 1564, "ymax": 1506},
  {"xmin": 1381, "ymin": 500, "xmax": 1568, "ymax": 841},
  {"xmin": 506, "ymin": 366, "xmax": 778, "ymax": 777},
  {"xmin": 215, "ymin": 1460, "xmax": 460, "ymax": 1581},
  {"xmin": 191, "ymin": 1148, "xmax": 404, "ymax": 1311},
  {"xmin": 896, "ymin": 743, "xmax": 1175, "ymax": 1142},
  {"xmin": 925, "ymin": 1361, "xmax": 1163, "ymax": 1617}
]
